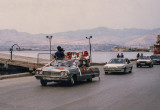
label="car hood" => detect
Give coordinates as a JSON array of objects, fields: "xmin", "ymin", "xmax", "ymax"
[
  {"xmin": 104, "ymin": 64, "xmax": 126, "ymax": 67},
  {"xmin": 42, "ymin": 66, "xmax": 68, "ymax": 72},
  {"xmin": 152, "ymin": 59, "xmax": 160, "ymax": 61}
]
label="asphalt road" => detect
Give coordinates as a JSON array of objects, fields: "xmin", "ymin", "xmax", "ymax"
[{"xmin": 0, "ymin": 64, "xmax": 160, "ymax": 110}]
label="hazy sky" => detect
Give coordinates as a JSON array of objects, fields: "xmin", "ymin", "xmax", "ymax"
[{"xmin": 0, "ymin": 0, "xmax": 160, "ymax": 34}]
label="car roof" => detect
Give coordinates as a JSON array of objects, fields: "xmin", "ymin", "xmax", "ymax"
[
  {"xmin": 151, "ymin": 54, "xmax": 160, "ymax": 56},
  {"xmin": 112, "ymin": 58, "xmax": 128, "ymax": 60}
]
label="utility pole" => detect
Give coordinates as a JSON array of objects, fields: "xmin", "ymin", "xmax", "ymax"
[
  {"xmin": 86, "ymin": 36, "xmax": 92, "ymax": 63},
  {"xmin": 46, "ymin": 36, "xmax": 53, "ymax": 61},
  {"xmin": 10, "ymin": 44, "xmax": 20, "ymax": 60}
]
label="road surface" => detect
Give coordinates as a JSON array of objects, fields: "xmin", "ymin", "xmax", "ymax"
[{"xmin": 0, "ymin": 64, "xmax": 160, "ymax": 110}]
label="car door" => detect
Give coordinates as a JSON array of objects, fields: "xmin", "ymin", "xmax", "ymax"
[
  {"xmin": 127, "ymin": 59, "xmax": 133, "ymax": 71},
  {"xmin": 125, "ymin": 59, "xmax": 131, "ymax": 72}
]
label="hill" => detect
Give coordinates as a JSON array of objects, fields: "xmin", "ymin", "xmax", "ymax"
[{"xmin": 0, "ymin": 27, "xmax": 160, "ymax": 50}]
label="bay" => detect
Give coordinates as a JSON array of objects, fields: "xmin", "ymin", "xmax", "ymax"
[{"xmin": 0, "ymin": 51, "xmax": 153, "ymax": 63}]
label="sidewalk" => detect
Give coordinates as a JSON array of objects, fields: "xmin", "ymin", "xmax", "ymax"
[
  {"xmin": 0, "ymin": 53, "xmax": 37, "ymax": 63},
  {"xmin": 0, "ymin": 72, "xmax": 31, "ymax": 80}
]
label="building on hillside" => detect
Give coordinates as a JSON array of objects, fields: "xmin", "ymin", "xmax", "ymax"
[{"xmin": 112, "ymin": 46, "xmax": 127, "ymax": 52}]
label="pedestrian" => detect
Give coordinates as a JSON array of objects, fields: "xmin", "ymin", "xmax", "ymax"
[
  {"xmin": 117, "ymin": 53, "xmax": 120, "ymax": 58},
  {"xmin": 140, "ymin": 53, "xmax": 143, "ymax": 58},
  {"xmin": 137, "ymin": 53, "xmax": 140, "ymax": 59},
  {"xmin": 120, "ymin": 53, "xmax": 124, "ymax": 58}
]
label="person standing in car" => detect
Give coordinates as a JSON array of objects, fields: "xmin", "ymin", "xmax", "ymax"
[{"xmin": 54, "ymin": 46, "xmax": 64, "ymax": 60}]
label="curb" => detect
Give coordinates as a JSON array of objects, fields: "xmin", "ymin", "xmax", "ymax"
[{"xmin": 0, "ymin": 72, "xmax": 32, "ymax": 80}]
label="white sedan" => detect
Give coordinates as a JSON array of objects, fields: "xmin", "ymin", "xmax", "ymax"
[{"xmin": 104, "ymin": 58, "xmax": 133, "ymax": 74}]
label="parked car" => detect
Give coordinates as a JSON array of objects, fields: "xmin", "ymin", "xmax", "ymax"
[
  {"xmin": 136, "ymin": 56, "xmax": 153, "ymax": 67},
  {"xmin": 150, "ymin": 54, "xmax": 160, "ymax": 65},
  {"xmin": 103, "ymin": 58, "xmax": 133, "ymax": 74},
  {"xmin": 35, "ymin": 59, "xmax": 100, "ymax": 86}
]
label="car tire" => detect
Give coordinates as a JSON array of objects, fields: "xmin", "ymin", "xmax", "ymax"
[
  {"xmin": 136, "ymin": 65, "xmax": 139, "ymax": 68},
  {"xmin": 69, "ymin": 76, "xmax": 76, "ymax": 86},
  {"xmin": 40, "ymin": 79, "xmax": 47, "ymax": 86},
  {"xmin": 149, "ymin": 64, "xmax": 153, "ymax": 68},
  {"xmin": 105, "ymin": 72, "xmax": 108, "ymax": 75},
  {"xmin": 129, "ymin": 67, "xmax": 132, "ymax": 73},
  {"xmin": 87, "ymin": 77, "xmax": 92, "ymax": 82},
  {"xmin": 124, "ymin": 68, "xmax": 126, "ymax": 73}
]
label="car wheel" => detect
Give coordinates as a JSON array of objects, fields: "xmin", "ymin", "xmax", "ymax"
[
  {"xmin": 149, "ymin": 64, "xmax": 152, "ymax": 68},
  {"xmin": 124, "ymin": 68, "xmax": 126, "ymax": 73},
  {"xmin": 87, "ymin": 77, "xmax": 92, "ymax": 82},
  {"xmin": 40, "ymin": 79, "xmax": 47, "ymax": 86},
  {"xmin": 129, "ymin": 67, "xmax": 132, "ymax": 73},
  {"xmin": 105, "ymin": 72, "xmax": 108, "ymax": 75},
  {"xmin": 69, "ymin": 76, "xmax": 76, "ymax": 86},
  {"xmin": 136, "ymin": 65, "xmax": 139, "ymax": 68}
]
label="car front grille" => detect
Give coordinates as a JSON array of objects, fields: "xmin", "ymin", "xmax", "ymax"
[
  {"xmin": 43, "ymin": 71, "xmax": 61, "ymax": 76},
  {"xmin": 139, "ymin": 61, "xmax": 147, "ymax": 63}
]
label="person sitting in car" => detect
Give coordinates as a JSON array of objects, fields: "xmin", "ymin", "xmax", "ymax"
[{"xmin": 79, "ymin": 51, "xmax": 90, "ymax": 67}]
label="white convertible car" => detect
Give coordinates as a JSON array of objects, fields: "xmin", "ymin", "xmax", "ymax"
[{"xmin": 104, "ymin": 58, "xmax": 133, "ymax": 74}]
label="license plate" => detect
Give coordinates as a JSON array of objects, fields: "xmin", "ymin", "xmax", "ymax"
[{"xmin": 140, "ymin": 63, "xmax": 145, "ymax": 65}]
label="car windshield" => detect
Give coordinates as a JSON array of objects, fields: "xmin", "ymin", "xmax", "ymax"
[
  {"xmin": 51, "ymin": 60, "xmax": 74, "ymax": 67},
  {"xmin": 150, "ymin": 55, "xmax": 160, "ymax": 59},
  {"xmin": 138, "ymin": 56, "xmax": 150, "ymax": 60},
  {"xmin": 108, "ymin": 59, "xmax": 125, "ymax": 64}
]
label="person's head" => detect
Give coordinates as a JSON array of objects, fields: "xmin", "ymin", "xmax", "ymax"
[
  {"xmin": 57, "ymin": 46, "xmax": 61, "ymax": 51},
  {"xmin": 76, "ymin": 52, "xmax": 79, "ymax": 57},
  {"xmin": 67, "ymin": 52, "xmax": 70, "ymax": 55},
  {"xmin": 60, "ymin": 48, "xmax": 65, "ymax": 52},
  {"xmin": 84, "ymin": 51, "xmax": 88, "ymax": 56}
]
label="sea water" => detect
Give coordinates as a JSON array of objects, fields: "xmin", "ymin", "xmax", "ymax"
[{"xmin": 0, "ymin": 50, "xmax": 153, "ymax": 63}]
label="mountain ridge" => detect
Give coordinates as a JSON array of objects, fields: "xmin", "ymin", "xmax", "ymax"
[{"xmin": 0, "ymin": 27, "xmax": 160, "ymax": 48}]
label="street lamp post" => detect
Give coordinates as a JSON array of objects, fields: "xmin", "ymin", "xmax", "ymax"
[
  {"xmin": 46, "ymin": 36, "xmax": 53, "ymax": 61},
  {"xmin": 10, "ymin": 44, "xmax": 20, "ymax": 60},
  {"xmin": 86, "ymin": 36, "xmax": 92, "ymax": 63}
]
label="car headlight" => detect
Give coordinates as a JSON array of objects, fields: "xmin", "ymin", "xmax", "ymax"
[
  {"xmin": 104, "ymin": 66, "xmax": 108, "ymax": 68},
  {"xmin": 36, "ymin": 71, "xmax": 42, "ymax": 75},
  {"xmin": 61, "ymin": 71, "xmax": 69, "ymax": 76},
  {"xmin": 118, "ymin": 65, "xmax": 125, "ymax": 68},
  {"xmin": 39, "ymin": 71, "xmax": 43, "ymax": 75}
]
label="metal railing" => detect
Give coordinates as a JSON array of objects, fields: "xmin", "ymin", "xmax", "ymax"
[{"xmin": 37, "ymin": 53, "xmax": 54, "ymax": 66}]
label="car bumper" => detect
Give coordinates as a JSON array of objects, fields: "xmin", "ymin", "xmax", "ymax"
[
  {"xmin": 104, "ymin": 68, "xmax": 125, "ymax": 73},
  {"xmin": 153, "ymin": 60, "xmax": 160, "ymax": 64},
  {"xmin": 137, "ymin": 62, "xmax": 152, "ymax": 66},
  {"xmin": 35, "ymin": 75, "xmax": 70, "ymax": 81}
]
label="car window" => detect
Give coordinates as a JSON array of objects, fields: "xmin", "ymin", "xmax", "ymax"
[
  {"xmin": 108, "ymin": 59, "xmax": 125, "ymax": 64},
  {"xmin": 51, "ymin": 60, "xmax": 74, "ymax": 67},
  {"xmin": 139, "ymin": 56, "xmax": 150, "ymax": 60},
  {"xmin": 151, "ymin": 55, "xmax": 160, "ymax": 59}
]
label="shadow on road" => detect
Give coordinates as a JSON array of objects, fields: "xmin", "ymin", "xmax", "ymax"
[
  {"xmin": 105, "ymin": 72, "xmax": 132, "ymax": 75},
  {"xmin": 45, "ymin": 80, "xmax": 99, "ymax": 87}
]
